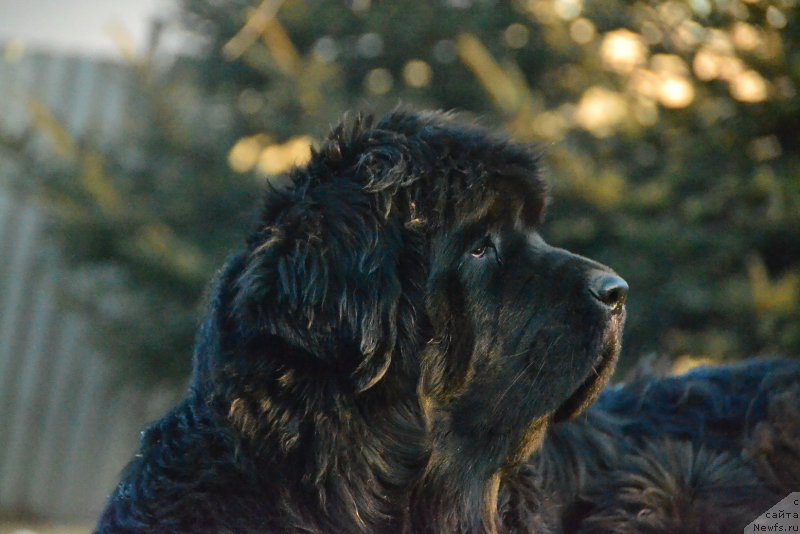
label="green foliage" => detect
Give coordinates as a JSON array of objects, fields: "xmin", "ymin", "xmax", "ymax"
[
  {"xmin": 15, "ymin": 62, "xmax": 260, "ymax": 383},
  {"xmin": 11, "ymin": 0, "xmax": 800, "ymax": 382}
]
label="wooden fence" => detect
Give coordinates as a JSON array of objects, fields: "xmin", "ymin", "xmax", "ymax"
[{"xmin": 0, "ymin": 48, "xmax": 180, "ymax": 522}]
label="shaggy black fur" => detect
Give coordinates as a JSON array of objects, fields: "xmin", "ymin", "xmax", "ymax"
[
  {"xmin": 96, "ymin": 110, "xmax": 800, "ymax": 533},
  {"xmin": 538, "ymin": 359, "xmax": 800, "ymax": 533}
]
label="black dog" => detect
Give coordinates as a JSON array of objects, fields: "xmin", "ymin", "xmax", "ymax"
[
  {"xmin": 97, "ymin": 111, "xmax": 799, "ymax": 533},
  {"xmin": 536, "ymin": 358, "xmax": 800, "ymax": 533}
]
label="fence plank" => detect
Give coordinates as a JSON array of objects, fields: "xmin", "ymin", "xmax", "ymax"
[{"xmin": 0, "ymin": 50, "xmax": 182, "ymax": 522}]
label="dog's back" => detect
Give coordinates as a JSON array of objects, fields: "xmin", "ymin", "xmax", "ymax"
[{"xmin": 539, "ymin": 358, "xmax": 800, "ymax": 533}]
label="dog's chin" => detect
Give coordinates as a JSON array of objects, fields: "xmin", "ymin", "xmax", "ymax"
[{"xmin": 551, "ymin": 317, "xmax": 624, "ymax": 422}]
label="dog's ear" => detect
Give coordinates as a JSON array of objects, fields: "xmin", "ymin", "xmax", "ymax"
[{"xmin": 233, "ymin": 182, "xmax": 405, "ymax": 393}]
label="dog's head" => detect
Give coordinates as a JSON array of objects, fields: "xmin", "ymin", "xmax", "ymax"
[
  {"xmin": 420, "ymin": 191, "xmax": 626, "ymax": 466},
  {"xmin": 229, "ymin": 111, "xmax": 625, "ymax": 458}
]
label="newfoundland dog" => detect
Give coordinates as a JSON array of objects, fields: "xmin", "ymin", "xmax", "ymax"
[{"xmin": 97, "ymin": 110, "xmax": 799, "ymax": 533}]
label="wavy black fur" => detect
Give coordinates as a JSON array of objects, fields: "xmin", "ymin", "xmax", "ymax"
[
  {"xmin": 96, "ymin": 110, "xmax": 800, "ymax": 533},
  {"xmin": 539, "ymin": 359, "xmax": 800, "ymax": 533}
]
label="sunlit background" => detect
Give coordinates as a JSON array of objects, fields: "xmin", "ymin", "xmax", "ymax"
[{"xmin": 0, "ymin": 0, "xmax": 798, "ymax": 529}]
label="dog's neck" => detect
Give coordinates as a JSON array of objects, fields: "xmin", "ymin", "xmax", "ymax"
[
  {"xmin": 202, "ymin": 340, "xmax": 553, "ymax": 533},
  {"xmin": 203, "ymin": 345, "xmax": 426, "ymax": 532},
  {"xmin": 192, "ymin": 255, "xmax": 429, "ymax": 531},
  {"xmin": 408, "ymin": 400, "xmax": 553, "ymax": 533}
]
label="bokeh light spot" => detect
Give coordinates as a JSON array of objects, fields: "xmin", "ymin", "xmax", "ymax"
[
  {"xmin": 257, "ymin": 136, "xmax": 313, "ymax": 176},
  {"xmin": 237, "ymin": 89, "xmax": 264, "ymax": 115},
  {"xmin": 403, "ymin": 60, "xmax": 433, "ymax": 88},
  {"xmin": 312, "ymin": 36, "xmax": 339, "ymax": 63},
  {"xmin": 356, "ymin": 33, "xmax": 384, "ymax": 58},
  {"xmin": 730, "ymin": 69, "xmax": 768, "ymax": 103},
  {"xmin": 640, "ymin": 22, "xmax": 663, "ymax": 45},
  {"xmin": 651, "ymin": 54, "xmax": 690, "ymax": 77},
  {"xmin": 503, "ymin": 23, "xmax": 530, "ymax": 49},
  {"xmin": 690, "ymin": 0, "xmax": 712, "ymax": 17},
  {"xmin": 747, "ymin": 135, "xmax": 782, "ymax": 162},
  {"xmin": 554, "ymin": 0, "xmax": 582, "ymax": 20},
  {"xmin": 693, "ymin": 49, "xmax": 722, "ymax": 80},
  {"xmin": 433, "ymin": 39, "xmax": 457, "ymax": 63},
  {"xmin": 731, "ymin": 23, "xmax": 762, "ymax": 51},
  {"xmin": 718, "ymin": 55, "xmax": 745, "ymax": 81},
  {"xmin": 575, "ymin": 86, "xmax": 628, "ymax": 137},
  {"xmin": 365, "ymin": 68, "xmax": 394, "ymax": 94},
  {"xmin": 766, "ymin": 6, "xmax": 787, "ymax": 28},
  {"xmin": 658, "ymin": 1, "xmax": 691, "ymax": 26},
  {"xmin": 601, "ymin": 30, "xmax": 648, "ymax": 74},
  {"xmin": 228, "ymin": 136, "xmax": 264, "ymax": 174},
  {"xmin": 569, "ymin": 18, "xmax": 595, "ymax": 44},
  {"xmin": 658, "ymin": 75, "xmax": 695, "ymax": 108}
]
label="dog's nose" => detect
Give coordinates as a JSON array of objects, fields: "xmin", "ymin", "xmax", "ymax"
[{"xmin": 588, "ymin": 272, "xmax": 628, "ymax": 308}]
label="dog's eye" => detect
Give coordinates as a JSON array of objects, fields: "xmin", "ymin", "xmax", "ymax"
[
  {"xmin": 471, "ymin": 245, "xmax": 488, "ymax": 258},
  {"xmin": 470, "ymin": 236, "xmax": 496, "ymax": 260}
]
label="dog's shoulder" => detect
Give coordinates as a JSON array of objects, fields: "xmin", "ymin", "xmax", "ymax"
[{"xmin": 96, "ymin": 396, "xmax": 276, "ymax": 533}]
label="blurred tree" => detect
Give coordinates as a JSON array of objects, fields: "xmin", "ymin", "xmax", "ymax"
[
  {"xmin": 10, "ymin": 57, "xmax": 261, "ymax": 383},
  {"xmin": 7, "ymin": 0, "xmax": 799, "ymax": 383}
]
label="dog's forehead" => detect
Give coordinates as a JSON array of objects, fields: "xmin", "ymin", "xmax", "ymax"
[
  {"xmin": 300, "ymin": 110, "xmax": 548, "ymax": 230},
  {"xmin": 452, "ymin": 174, "xmax": 548, "ymax": 232},
  {"xmin": 454, "ymin": 186, "xmax": 524, "ymax": 226},
  {"xmin": 431, "ymin": 185, "xmax": 543, "ymax": 253},
  {"xmin": 399, "ymin": 114, "xmax": 548, "ymax": 226}
]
